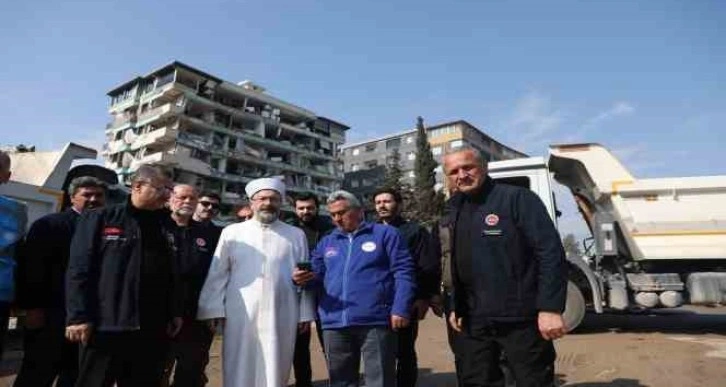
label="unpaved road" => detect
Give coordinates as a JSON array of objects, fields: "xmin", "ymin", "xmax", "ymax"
[{"xmin": 2, "ymin": 306, "xmax": 725, "ymax": 386}]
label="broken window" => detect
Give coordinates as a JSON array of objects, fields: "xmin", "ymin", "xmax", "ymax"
[{"xmin": 385, "ymin": 138, "xmax": 401, "ymax": 149}]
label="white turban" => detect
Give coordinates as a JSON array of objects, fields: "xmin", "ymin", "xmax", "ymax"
[{"xmin": 245, "ymin": 177, "xmax": 286, "ymax": 200}]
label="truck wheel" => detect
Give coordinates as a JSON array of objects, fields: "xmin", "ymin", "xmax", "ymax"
[{"xmin": 563, "ymin": 280, "xmax": 586, "ymax": 332}]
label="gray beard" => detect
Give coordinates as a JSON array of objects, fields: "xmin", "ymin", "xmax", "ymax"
[{"xmin": 256, "ymin": 210, "xmax": 278, "ymax": 224}]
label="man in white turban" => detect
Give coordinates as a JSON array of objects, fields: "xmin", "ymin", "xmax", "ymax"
[{"xmin": 197, "ymin": 177, "xmax": 315, "ymax": 386}]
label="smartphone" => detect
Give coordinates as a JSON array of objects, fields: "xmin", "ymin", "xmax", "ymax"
[{"xmin": 296, "ymin": 261, "xmax": 312, "ymax": 271}]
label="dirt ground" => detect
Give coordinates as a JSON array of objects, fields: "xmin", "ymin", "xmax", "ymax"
[{"xmin": 2, "ymin": 306, "xmax": 726, "ymax": 386}]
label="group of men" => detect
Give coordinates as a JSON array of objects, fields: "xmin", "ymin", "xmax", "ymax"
[{"xmin": 0, "ymin": 144, "xmax": 567, "ymax": 387}]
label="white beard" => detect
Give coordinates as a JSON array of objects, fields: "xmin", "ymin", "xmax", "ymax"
[{"xmin": 256, "ymin": 210, "xmax": 278, "ymax": 224}]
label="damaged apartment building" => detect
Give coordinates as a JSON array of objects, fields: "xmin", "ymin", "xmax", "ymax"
[{"xmin": 103, "ymin": 61, "xmax": 349, "ymax": 211}]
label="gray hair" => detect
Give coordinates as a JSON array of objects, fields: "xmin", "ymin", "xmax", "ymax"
[
  {"xmin": 68, "ymin": 176, "xmax": 107, "ymax": 196},
  {"xmin": 327, "ymin": 190, "xmax": 362, "ymax": 209},
  {"xmin": 173, "ymin": 183, "xmax": 199, "ymax": 196},
  {"xmin": 130, "ymin": 164, "xmax": 170, "ymax": 185},
  {"xmin": 442, "ymin": 145, "xmax": 488, "ymax": 166}
]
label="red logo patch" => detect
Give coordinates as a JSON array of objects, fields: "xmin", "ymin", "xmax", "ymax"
[
  {"xmin": 103, "ymin": 227, "xmax": 123, "ymax": 235},
  {"xmin": 484, "ymin": 214, "xmax": 499, "ymax": 226},
  {"xmin": 196, "ymin": 238, "xmax": 206, "ymax": 247}
]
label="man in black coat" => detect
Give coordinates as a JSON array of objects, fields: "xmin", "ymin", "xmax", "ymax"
[
  {"xmin": 374, "ymin": 188, "xmax": 439, "ymax": 387},
  {"xmin": 65, "ymin": 165, "xmax": 183, "ymax": 387},
  {"xmin": 14, "ymin": 176, "xmax": 106, "ymax": 387},
  {"xmin": 286, "ymin": 192, "xmax": 333, "ymax": 387},
  {"xmin": 440, "ymin": 147, "xmax": 567, "ymax": 387},
  {"xmin": 164, "ymin": 185, "xmax": 221, "ymax": 387}
]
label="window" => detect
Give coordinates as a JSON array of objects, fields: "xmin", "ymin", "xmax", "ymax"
[
  {"xmin": 364, "ymin": 160, "xmax": 378, "ymax": 169},
  {"xmin": 190, "ymin": 148, "xmax": 209, "ymax": 161},
  {"xmin": 494, "ymin": 176, "xmax": 531, "ymax": 189},
  {"xmin": 362, "ymin": 178, "xmax": 373, "ymax": 186},
  {"xmin": 428, "ymin": 124, "xmax": 456, "ymax": 138},
  {"xmin": 432, "ymin": 146, "xmax": 442, "ymax": 156},
  {"xmin": 450, "ymin": 140, "xmax": 463, "ymax": 149},
  {"xmin": 352, "ymin": 148, "xmax": 360, "ymax": 156},
  {"xmin": 406, "ymin": 136, "xmax": 414, "ymax": 144},
  {"xmin": 386, "ymin": 138, "xmax": 401, "ymax": 149},
  {"xmin": 407, "ymin": 152, "xmax": 416, "ymax": 161},
  {"xmin": 351, "ymin": 180, "xmax": 360, "ymax": 188},
  {"xmin": 365, "ymin": 143, "xmax": 377, "ymax": 152}
]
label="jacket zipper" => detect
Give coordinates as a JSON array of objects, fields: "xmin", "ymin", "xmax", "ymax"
[{"xmin": 342, "ymin": 234, "xmax": 353, "ymax": 325}]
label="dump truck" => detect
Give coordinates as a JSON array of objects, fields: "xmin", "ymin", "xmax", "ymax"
[{"xmin": 487, "ymin": 143, "xmax": 726, "ymax": 331}]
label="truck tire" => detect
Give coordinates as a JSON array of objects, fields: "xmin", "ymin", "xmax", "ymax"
[{"xmin": 563, "ymin": 280, "xmax": 586, "ymax": 332}]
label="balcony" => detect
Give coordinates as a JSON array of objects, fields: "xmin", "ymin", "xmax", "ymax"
[
  {"xmin": 103, "ymin": 125, "xmax": 179, "ymax": 155},
  {"xmin": 175, "ymin": 135, "xmax": 338, "ymax": 181},
  {"xmin": 130, "ymin": 151, "xmax": 177, "ymax": 170},
  {"xmin": 135, "ymin": 103, "xmax": 184, "ymax": 128},
  {"xmin": 106, "ymin": 114, "xmax": 136, "ymax": 131},
  {"xmin": 109, "ymin": 95, "xmax": 139, "ymax": 114},
  {"xmin": 183, "ymin": 115, "xmax": 335, "ymax": 162}
]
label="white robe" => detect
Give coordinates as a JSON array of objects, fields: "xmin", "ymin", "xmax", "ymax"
[{"xmin": 197, "ymin": 219, "xmax": 315, "ymax": 387}]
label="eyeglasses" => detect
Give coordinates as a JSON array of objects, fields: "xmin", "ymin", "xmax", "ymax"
[{"xmin": 200, "ymin": 201, "xmax": 220, "ymax": 210}]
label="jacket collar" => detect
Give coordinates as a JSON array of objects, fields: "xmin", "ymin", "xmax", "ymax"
[
  {"xmin": 291, "ymin": 215, "xmax": 330, "ymax": 231},
  {"xmin": 450, "ymin": 176, "xmax": 495, "ymax": 207},
  {"xmin": 331, "ymin": 221, "xmax": 374, "ymax": 238},
  {"xmin": 378, "ymin": 215, "xmax": 406, "ymax": 227}
]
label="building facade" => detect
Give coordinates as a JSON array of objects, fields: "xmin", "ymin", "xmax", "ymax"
[
  {"xmin": 103, "ymin": 61, "xmax": 349, "ymax": 212},
  {"xmin": 341, "ymin": 120, "xmax": 525, "ymax": 199}
]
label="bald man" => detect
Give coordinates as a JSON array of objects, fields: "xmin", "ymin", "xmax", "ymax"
[{"xmin": 164, "ymin": 184, "xmax": 221, "ymax": 387}]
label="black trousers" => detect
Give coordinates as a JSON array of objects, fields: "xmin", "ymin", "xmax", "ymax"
[
  {"xmin": 0, "ymin": 301, "xmax": 10, "ymax": 361},
  {"xmin": 74, "ymin": 329, "xmax": 169, "ymax": 387},
  {"xmin": 164, "ymin": 320, "xmax": 214, "ymax": 387},
  {"xmin": 455, "ymin": 321, "xmax": 556, "ymax": 387},
  {"xmin": 292, "ymin": 320, "xmax": 325, "ymax": 387},
  {"xmin": 14, "ymin": 324, "xmax": 79, "ymax": 387},
  {"xmin": 396, "ymin": 320, "xmax": 419, "ymax": 387}
]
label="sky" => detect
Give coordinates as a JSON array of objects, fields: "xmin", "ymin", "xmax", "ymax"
[{"xmin": 1, "ymin": 0, "xmax": 724, "ymax": 237}]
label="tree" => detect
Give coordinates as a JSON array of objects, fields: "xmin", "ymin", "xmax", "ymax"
[
  {"xmin": 382, "ymin": 146, "xmax": 404, "ymax": 192},
  {"xmin": 562, "ymin": 233, "xmax": 582, "ymax": 258},
  {"xmin": 411, "ymin": 116, "xmax": 442, "ymax": 226}
]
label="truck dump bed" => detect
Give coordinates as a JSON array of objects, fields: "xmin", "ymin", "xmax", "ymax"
[{"xmin": 548, "ymin": 143, "xmax": 726, "ymax": 261}]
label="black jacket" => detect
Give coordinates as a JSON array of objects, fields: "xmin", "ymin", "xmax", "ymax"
[
  {"xmin": 17, "ymin": 209, "xmax": 80, "ymax": 315},
  {"xmin": 287, "ymin": 215, "xmax": 334, "ymax": 252},
  {"xmin": 66, "ymin": 200, "xmax": 182, "ymax": 331},
  {"xmin": 383, "ymin": 217, "xmax": 440, "ymax": 300},
  {"xmin": 173, "ymin": 220, "xmax": 221, "ymax": 318},
  {"xmin": 440, "ymin": 177, "xmax": 566, "ymax": 322}
]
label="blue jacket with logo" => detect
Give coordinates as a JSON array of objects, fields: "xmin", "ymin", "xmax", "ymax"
[{"xmin": 310, "ymin": 221, "xmax": 416, "ymax": 329}]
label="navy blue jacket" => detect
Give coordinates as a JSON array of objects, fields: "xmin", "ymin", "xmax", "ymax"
[
  {"xmin": 172, "ymin": 220, "xmax": 221, "ymax": 318},
  {"xmin": 66, "ymin": 200, "xmax": 182, "ymax": 331},
  {"xmin": 17, "ymin": 209, "xmax": 79, "ymax": 316},
  {"xmin": 310, "ymin": 222, "xmax": 416, "ymax": 329},
  {"xmin": 441, "ymin": 178, "xmax": 567, "ymax": 322}
]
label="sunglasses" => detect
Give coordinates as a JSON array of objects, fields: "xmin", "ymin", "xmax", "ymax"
[{"xmin": 200, "ymin": 201, "xmax": 220, "ymax": 210}]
